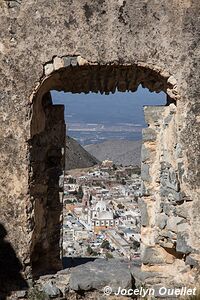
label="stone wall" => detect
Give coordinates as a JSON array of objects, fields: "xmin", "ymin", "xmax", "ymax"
[
  {"xmin": 29, "ymin": 92, "xmax": 65, "ymax": 277},
  {"xmin": 140, "ymin": 104, "xmax": 199, "ymax": 286},
  {"xmin": 0, "ymin": 0, "xmax": 199, "ymax": 293}
]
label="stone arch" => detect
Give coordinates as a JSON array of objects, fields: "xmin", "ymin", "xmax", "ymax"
[{"xmin": 29, "ymin": 55, "xmax": 180, "ymax": 277}]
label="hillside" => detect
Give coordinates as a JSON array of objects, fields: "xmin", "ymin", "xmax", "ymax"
[
  {"xmin": 65, "ymin": 136, "xmax": 99, "ymax": 170},
  {"xmin": 84, "ymin": 140, "xmax": 141, "ymax": 166}
]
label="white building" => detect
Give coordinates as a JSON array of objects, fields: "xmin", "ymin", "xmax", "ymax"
[{"xmin": 87, "ymin": 199, "xmax": 119, "ymax": 230}]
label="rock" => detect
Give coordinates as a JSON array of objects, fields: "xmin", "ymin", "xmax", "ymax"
[
  {"xmin": 62, "ymin": 56, "xmax": 78, "ymax": 67},
  {"xmin": 77, "ymin": 56, "xmax": 88, "ymax": 66},
  {"xmin": 185, "ymin": 254, "xmax": 200, "ymax": 268},
  {"xmin": 143, "ymin": 106, "xmax": 165, "ymax": 126},
  {"xmin": 141, "ymin": 144, "xmax": 151, "ymax": 162},
  {"xmin": 16, "ymin": 290, "xmax": 27, "ymax": 298},
  {"xmin": 176, "ymin": 233, "xmax": 193, "ymax": 254},
  {"xmin": 53, "ymin": 57, "xmax": 64, "ymax": 70},
  {"xmin": 156, "ymin": 213, "xmax": 167, "ymax": 229},
  {"xmin": 63, "ymin": 56, "xmax": 71, "ymax": 67},
  {"xmin": 138, "ymin": 198, "xmax": 149, "ymax": 226},
  {"xmin": 162, "ymin": 203, "xmax": 172, "ymax": 216},
  {"xmin": 176, "ymin": 144, "xmax": 183, "ymax": 158},
  {"xmin": 140, "ymin": 181, "xmax": 150, "ymax": 196},
  {"xmin": 167, "ymin": 75, "xmax": 177, "ymax": 86},
  {"xmin": 142, "ymin": 128, "xmax": 157, "ymax": 142},
  {"xmin": 177, "ymin": 222, "xmax": 188, "ymax": 232},
  {"xmin": 166, "ymin": 216, "xmax": 185, "ymax": 233},
  {"xmin": 43, "ymin": 282, "xmax": 62, "ymax": 298},
  {"xmin": 70, "ymin": 57, "xmax": 78, "ymax": 66},
  {"xmin": 160, "ymin": 187, "xmax": 183, "ymax": 204},
  {"xmin": 142, "ymin": 247, "xmax": 167, "ymax": 265},
  {"xmin": 161, "ymin": 230, "xmax": 176, "ymax": 240},
  {"xmin": 69, "ymin": 259, "xmax": 133, "ymax": 293},
  {"xmin": 141, "ymin": 163, "xmax": 151, "ymax": 182},
  {"xmin": 175, "ymin": 202, "xmax": 189, "ymax": 219},
  {"xmin": 160, "ymin": 238, "xmax": 174, "ymax": 248},
  {"xmin": 163, "ymin": 114, "xmax": 173, "ymax": 126},
  {"xmin": 44, "ymin": 63, "xmax": 54, "ymax": 76},
  {"xmin": 130, "ymin": 266, "xmax": 161, "ymax": 286},
  {"xmin": 160, "ymin": 167, "xmax": 180, "ymax": 192}
]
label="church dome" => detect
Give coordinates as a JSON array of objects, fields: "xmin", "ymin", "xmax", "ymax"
[{"xmin": 96, "ymin": 199, "xmax": 107, "ymax": 212}]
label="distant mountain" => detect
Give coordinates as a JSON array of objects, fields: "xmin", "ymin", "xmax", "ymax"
[
  {"xmin": 65, "ymin": 136, "xmax": 99, "ymax": 170},
  {"xmin": 84, "ymin": 140, "xmax": 142, "ymax": 166}
]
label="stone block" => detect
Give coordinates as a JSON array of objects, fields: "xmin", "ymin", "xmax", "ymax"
[
  {"xmin": 176, "ymin": 233, "xmax": 193, "ymax": 254},
  {"xmin": 161, "ymin": 198, "xmax": 170, "ymax": 213},
  {"xmin": 156, "ymin": 213, "xmax": 167, "ymax": 230},
  {"xmin": 140, "ymin": 181, "xmax": 150, "ymax": 196},
  {"xmin": 142, "ymin": 128, "xmax": 157, "ymax": 142},
  {"xmin": 160, "ymin": 187, "xmax": 183, "ymax": 205},
  {"xmin": 176, "ymin": 143, "xmax": 183, "ymax": 158},
  {"xmin": 166, "ymin": 216, "xmax": 185, "ymax": 233},
  {"xmin": 175, "ymin": 203, "xmax": 189, "ymax": 219},
  {"xmin": 142, "ymin": 247, "xmax": 167, "ymax": 265},
  {"xmin": 77, "ymin": 56, "xmax": 88, "ymax": 66},
  {"xmin": 141, "ymin": 144, "xmax": 151, "ymax": 162},
  {"xmin": 53, "ymin": 57, "xmax": 64, "ymax": 70},
  {"xmin": 143, "ymin": 106, "xmax": 165, "ymax": 126},
  {"xmin": 160, "ymin": 167, "xmax": 180, "ymax": 192},
  {"xmin": 167, "ymin": 75, "xmax": 177, "ymax": 86},
  {"xmin": 158, "ymin": 239, "xmax": 174, "ymax": 249},
  {"xmin": 44, "ymin": 63, "xmax": 54, "ymax": 76},
  {"xmin": 141, "ymin": 163, "xmax": 151, "ymax": 182},
  {"xmin": 185, "ymin": 254, "xmax": 200, "ymax": 268},
  {"xmin": 63, "ymin": 56, "xmax": 71, "ymax": 67},
  {"xmin": 163, "ymin": 114, "xmax": 173, "ymax": 126},
  {"xmin": 177, "ymin": 162, "xmax": 184, "ymax": 182},
  {"xmin": 70, "ymin": 57, "xmax": 78, "ymax": 66},
  {"xmin": 161, "ymin": 230, "xmax": 176, "ymax": 240},
  {"xmin": 138, "ymin": 198, "xmax": 149, "ymax": 226},
  {"xmin": 177, "ymin": 222, "xmax": 188, "ymax": 232}
]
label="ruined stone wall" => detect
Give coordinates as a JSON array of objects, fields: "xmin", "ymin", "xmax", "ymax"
[
  {"xmin": 0, "ymin": 0, "xmax": 199, "ymax": 287},
  {"xmin": 140, "ymin": 104, "xmax": 199, "ymax": 286},
  {"xmin": 29, "ymin": 92, "xmax": 65, "ymax": 277}
]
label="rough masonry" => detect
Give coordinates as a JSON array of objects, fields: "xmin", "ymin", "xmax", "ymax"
[{"xmin": 0, "ymin": 0, "xmax": 200, "ymax": 298}]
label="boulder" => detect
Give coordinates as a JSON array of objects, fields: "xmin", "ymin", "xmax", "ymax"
[{"xmin": 69, "ymin": 259, "xmax": 134, "ymax": 293}]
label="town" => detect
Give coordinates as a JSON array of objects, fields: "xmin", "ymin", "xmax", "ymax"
[{"xmin": 62, "ymin": 161, "xmax": 142, "ymax": 260}]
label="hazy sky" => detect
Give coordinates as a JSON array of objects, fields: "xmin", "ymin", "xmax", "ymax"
[{"xmin": 52, "ymin": 86, "xmax": 166, "ymax": 126}]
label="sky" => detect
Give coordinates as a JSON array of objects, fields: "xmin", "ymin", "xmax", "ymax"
[{"xmin": 51, "ymin": 85, "xmax": 166, "ymax": 126}]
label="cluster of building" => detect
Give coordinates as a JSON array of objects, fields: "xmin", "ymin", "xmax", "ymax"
[{"xmin": 62, "ymin": 161, "xmax": 142, "ymax": 260}]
